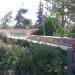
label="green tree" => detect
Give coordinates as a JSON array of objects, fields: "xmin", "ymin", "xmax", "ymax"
[
  {"xmin": 44, "ymin": 0, "xmax": 67, "ymax": 26},
  {"xmin": 44, "ymin": 0, "xmax": 75, "ymax": 36},
  {"xmin": 36, "ymin": 1, "xmax": 44, "ymax": 27},
  {"xmin": 67, "ymin": 0, "xmax": 75, "ymax": 37},
  {"xmin": 0, "ymin": 11, "xmax": 12, "ymax": 28},
  {"xmin": 34, "ymin": 16, "xmax": 63, "ymax": 36},
  {"xmin": 15, "ymin": 8, "xmax": 31, "ymax": 28}
]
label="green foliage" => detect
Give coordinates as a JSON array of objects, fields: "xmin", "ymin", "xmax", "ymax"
[
  {"xmin": 44, "ymin": 0, "xmax": 67, "ymax": 25},
  {"xmin": 11, "ymin": 39, "xmax": 30, "ymax": 47},
  {"xmin": 0, "ymin": 40, "xmax": 67, "ymax": 75},
  {"xmin": 15, "ymin": 8, "xmax": 31, "ymax": 28},
  {"xmin": 34, "ymin": 16, "xmax": 69, "ymax": 36},
  {"xmin": 1, "ymin": 11, "xmax": 12, "ymax": 28},
  {"xmin": 36, "ymin": 1, "xmax": 43, "ymax": 27},
  {"xmin": 34, "ymin": 16, "xmax": 61, "ymax": 36},
  {"xmin": 29, "ymin": 44, "xmax": 67, "ymax": 75},
  {"xmin": 0, "ymin": 46, "xmax": 8, "ymax": 74},
  {"xmin": 54, "ymin": 26, "xmax": 70, "ymax": 37},
  {"xmin": 44, "ymin": 0, "xmax": 75, "ymax": 36},
  {"xmin": 44, "ymin": 16, "xmax": 60, "ymax": 36}
]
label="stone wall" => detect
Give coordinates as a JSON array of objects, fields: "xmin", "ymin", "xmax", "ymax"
[
  {"xmin": 0, "ymin": 29, "xmax": 73, "ymax": 47},
  {"xmin": 29, "ymin": 35, "xmax": 72, "ymax": 46}
]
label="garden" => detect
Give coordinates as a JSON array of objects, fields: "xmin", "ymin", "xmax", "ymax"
[{"xmin": 0, "ymin": 39, "xmax": 67, "ymax": 75}]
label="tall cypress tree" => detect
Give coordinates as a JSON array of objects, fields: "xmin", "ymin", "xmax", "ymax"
[{"xmin": 36, "ymin": 1, "xmax": 44, "ymax": 27}]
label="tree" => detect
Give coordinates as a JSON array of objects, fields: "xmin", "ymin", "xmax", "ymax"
[
  {"xmin": 67, "ymin": 0, "xmax": 75, "ymax": 36},
  {"xmin": 36, "ymin": 1, "xmax": 44, "ymax": 27},
  {"xmin": 15, "ymin": 8, "xmax": 31, "ymax": 28},
  {"xmin": 0, "ymin": 11, "xmax": 12, "ymax": 28},
  {"xmin": 44, "ymin": 0, "xmax": 75, "ymax": 24},
  {"xmin": 44, "ymin": 16, "xmax": 65, "ymax": 36},
  {"xmin": 34, "ymin": 16, "xmax": 64, "ymax": 36},
  {"xmin": 44, "ymin": 0, "xmax": 75, "ymax": 37},
  {"xmin": 44, "ymin": 0, "xmax": 67, "ymax": 26}
]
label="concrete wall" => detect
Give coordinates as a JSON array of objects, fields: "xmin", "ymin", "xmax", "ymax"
[
  {"xmin": 0, "ymin": 29, "xmax": 72, "ymax": 47},
  {"xmin": 29, "ymin": 35, "xmax": 72, "ymax": 46}
]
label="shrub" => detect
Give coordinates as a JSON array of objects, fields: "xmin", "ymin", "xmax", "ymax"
[
  {"xmin": 11, "ymin": 39, "xmax": 30, "ymax": 47},
  {"xmin": 34, "ymin": 16, "xmax": 69, "ymax": 37},
  {"xmin": 0, "ymin": 40, "xmax": 67, "ymax": 75},
  {"xmin": 34, "ymin": 16, "xmax": 61, "ymax": 36}
]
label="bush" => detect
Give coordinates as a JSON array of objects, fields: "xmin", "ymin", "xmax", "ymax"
[
  {"xmin": 34, "ymin": 16, "xmax": 61, "ymax": 36},
  {"xmin": 0, "ymin": 46, "xmax": 9, "ymax": 74},
  {"xmin": 54, "ymin": 27, "xmax": 70, "ymax": 37},
  {"xmin": 15, "ymin": 43, "xmax": 67, "ymax": 75},
  {"xmin": 34, "ymin": 16, "xmax": 69, "ymax": 37},
  {"xmin": 0, "ymin": 40, "xmax": 67, "ymax": 75},
  {"xmin": 29, "ymin": 44, "xmax": 67, "ymax": 75},
  {"xmin": 11, "ymin": 39, "xmax": 30, "ymax": 47}
]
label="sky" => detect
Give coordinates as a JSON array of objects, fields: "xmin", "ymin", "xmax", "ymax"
[{"xmin": 0, "ymin": 0, "xmax": 44, "ymax": 24}]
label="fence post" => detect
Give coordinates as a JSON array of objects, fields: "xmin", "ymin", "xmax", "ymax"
[{"xmin": 67, "ymin": 47, "xmax": 73, "ymax": 75}]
